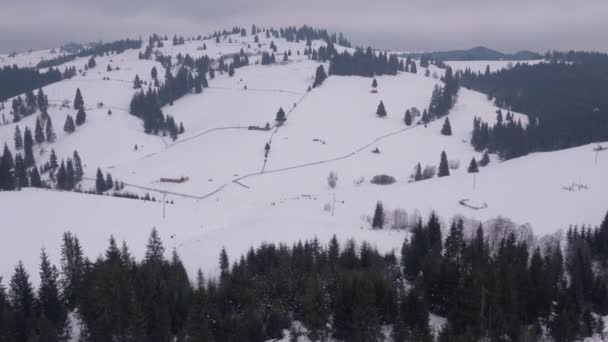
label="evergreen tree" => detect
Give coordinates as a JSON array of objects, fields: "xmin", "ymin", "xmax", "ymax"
[
  {"xmin": 133, "ymin": 74, "xmax": 142, "ymax": 89},
  {"xmin": 376, "ymin": 100, "xmax": 387, "ymax": 117},
  {"xmin": 45, "ymin": 116, "xmax": 56, "ymax": 143},
  {"xmin": 467, "ymin": 158, "xmax": 479, "ymax": 173},
  {"xmin": 73, "ymin": 151, "xmax": 83, "ymax": 182},
  {"xmin": 9, "ymin": 261, "xmax": 35, "ymax": 341},
  {"xmin": 372, "ymin": 201, "xmax": 384, "ymax": 228},
  {"xmin": 73, "ymin": 88, "xmax": 84, "ymax": 110},
  {"xmin": 414, "ymin": 163, "xmax": 423, "ymax": 181},
  {"xmin": 479, "ymin": 151, "xmax": 490, "ymax": 167},
  {"xmin": 49, "ymin": 149, "xmax": 58, "ymax": 170},
  {"xmin": 404, "ymin": 109, "xmax": 412, "ymax": 126},
  {"xmin": 105, "ymin": 172, "xmax": 114, "ymax": 190},
  {"xmin": 275, "ymin": 107, "xmax": 286, "ymax": 124},
  {"xmin": 0, "ymin": 144, "xmax": 15, "ymax": 190},
  {"xmin": 95, "ymin": 168, "xmax": 106, "ymax": 193},
  {"xmin": 14, "ymin": 125, "xmax": 23, "ymax": 150},
  {"xmin": 35, "ymin": 117, "xmax": 45, "ymax": 144},
  {"xmin": 145, "ymin": 227, "xmax": 165, "ymax": 264},
  {"xmin": 38, "ymin": 249, "xmax": 68, "ymax": 340},
  {"xmin": 438, "ymin": 151, "xmax": 450, "ymax": 177},
  {"xmin": 60, "ymin": 232, "xmax": 84, "ymax": 310},
  {"xmin": 75, "ymin": 107, "xmax": 86, "ymax": 126},
  {"xmin": 23, "ymin": 127, "xmax": 35, "ymax": 167},
  {"xmin": 64, "ymin": 115, "xmax": 75, "ymax": 134},
  {"xmin": 312, "ymin": 65, "xmax": 327, "ymax": 88},
  {"xmin": 14, "ymin": 153, "xmax": 27, "ymax": 188},
  {"xmin": 372, "ymin": 78, "xmax": 378, "ymax": 89},
  {"xmin": 441, "ymin": 117, "xmax": 452, "ymax": 136},
  {"xmin": 29, "ymin": 167, "xmax": 42, "ymax": 188}
]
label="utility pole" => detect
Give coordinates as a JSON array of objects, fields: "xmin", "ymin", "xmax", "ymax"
[
  {"xmin": 162, "ymin": 191, "xmax": 167, "ymax": 219},
  {"xmin": 332, "ymin": 192, "xmax": 336, "ymax": 216}
]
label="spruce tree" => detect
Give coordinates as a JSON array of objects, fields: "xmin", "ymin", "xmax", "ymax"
[
  {"xmin": 23, "ymin": 127, "xmax": 35, "ymax": 167},
  {"xmin": 38, "ymin": 249, "xmax": 67, "ymax": 338},
  {"xmin": 73, "ymin": 151, "xmax": 83, "ymax": 182},
  {"xmin": 145, "ymin": 227, "xmax": 165, "ymax": 264},
  {"xmin": 49, "ymin": 149, "xmax": 58, "ymax": 170},
  {"xmin": 438, "ymin": 151, "xmax": 450, "ymax": 177},
  {"xmin": 133, "ymin": 74, "xmax": 142, "ymax": 89},
  {"xmin": 75, "ymin": 107, "xmax": 86, "ymax": 126},
  {"xmin": 14, "ymin": 154, "xmax": 27, "ymax": 188},
  {"xmin": 73, "ymin": 88, "xmax": 84, "ymax": 110},
  {"xmin": 45, "ymin": 116, "xmax": 56, "ymax": 143},
  {"xmin": 479, "ymin": 152, "xmax": 490, "ymax": 167},
  {"xmin": 95, "ymin": 168, "xmax": 106, "ymax": 193},
  {"xmin": 275, "ymin": 107, "xmax": 286, "ymax": 124},
  {"xmin": 467, "ymin": 158, "xmax": 479, "ymax": 173},
  {"xmin": 312, "ymin": 65, "xmax": 327, "ymax": 88},
  {"xmin": 376, "ymin": 100, "xmax": 387, "ymax": 117},
  {"xmin": 14, "ymin": 125, "xmax": 23, "ymax": 150},
  {"xmin": 414, "ymin": 163, "xmax": 423, "ymax": 181},
  {"xmin": 64, "ymin": 115, "xmax": 75, "ymax": 133},
  {"xmin": 441, "ymin": 117, "xmax": 452, "ymax": 136},
  {"xmin": 9, "ymin": 261, "xmax": 35, "ymax": 341},
  {"xmin": 372, "ymin": 201, "xmax": 384, "ymax": 228},
  {"xmin": 29, "ymin": 167, "xmax": 42, "ymax": 188},
  {"xmin": 404, "ymin": 109, "xmax": 412, "ymax": 126},
  {"xmin": 371, "ymin": 78, "xmax": 378, "ymax": 89},
  {"xmin": 35, "ymin": 117, "xmax": 45, "ymax": 144}
]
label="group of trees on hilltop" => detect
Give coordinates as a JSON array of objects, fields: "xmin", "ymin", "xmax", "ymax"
[
  {"xmin": 36, "ymin": 39, "xmax": 142, "ymax": 69},
  {"xmin": 130, "ymin": 65, "xmax": 191, "ymax": 135},
  {"xmin": 471, "ymin": 110, "xmax": 531, "ymax": 160},
  {"xmin": 459, "ymin": 52, "xmax": 608, "ymax": 152},
  {"xmin": 3, "ymin": 211, "xmax": 608, "ymax": 341},
  {"xmin": 329, "ymin": 47, "xmax": 403, "ymax": 77}
]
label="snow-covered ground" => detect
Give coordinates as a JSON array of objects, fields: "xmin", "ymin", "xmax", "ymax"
[
  {"xmin": 445, "ymin": 59, "xmax": 543, "ymax": 73},
  {"xmin": 0, "ymin": 32, "xmax": 606, "ymax": 286}
]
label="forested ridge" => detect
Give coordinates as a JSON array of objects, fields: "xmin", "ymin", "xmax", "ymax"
[{"xmin": 459, "ymin": 51, "xmax": 608, "ymax": 155}]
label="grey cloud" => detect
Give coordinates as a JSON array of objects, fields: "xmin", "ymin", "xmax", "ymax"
[{"xmin": 1, "ymin": 0, "xmax": 607, "ymax": 53}]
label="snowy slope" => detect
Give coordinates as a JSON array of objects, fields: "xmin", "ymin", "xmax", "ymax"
[{"xmin": 0, "ymin": 31, "xmax": 605, "ymax": 285}]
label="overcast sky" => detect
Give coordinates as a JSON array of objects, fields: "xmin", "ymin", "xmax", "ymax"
[{"xmin": 1, "ymin": 0, "xmax": 607, "ymax": 54}]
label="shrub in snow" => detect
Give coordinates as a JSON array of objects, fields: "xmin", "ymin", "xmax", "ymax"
[
  {"xmin": 323, "ymin": 203, "xmax": 332, "ymax": 212},
  {"xmin": 422, "ymin": 165, "xmax": 436, "ymax": 180},
  {"xmin": 391, "ymin": 209, "xmax": 408, "ymax": 230},
  {"xmin": 327, "ymin": 171, "xmax": 338, "ymax": 189},
  {"xmin": 370, "ymin": 174, "xmax": 396, "ymax": 185},
  {"xmin": 353, "ymin": 176, "xmax": 365, "ymax": 186},
  {"xmin": 448, "ymin": 159, "xmax": 460, "ymax": 170}
]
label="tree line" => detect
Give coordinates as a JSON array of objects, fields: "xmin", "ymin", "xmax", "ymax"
[
  {"xmin": 2, "ymin": 211, "xmax": 608, "ymax": 341},
  {"xmin": 459, "ymin": 52, "xmax": 608, "ymax": 153}
]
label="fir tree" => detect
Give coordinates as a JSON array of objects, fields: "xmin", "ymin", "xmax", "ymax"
[
  {"xmin": 414, "ymin": 163, "xmax": 423, "ymax": 181},
  {"xmin": 133, "ymin": 74, "xmax": 142, "ymax": 89},
  {"xmin": 29, "ymin": 167, "xmax": 42, "ymax": 188},
  {"xmin": 372, "ymin": 78, "xmax": 378, "ymax": 89},
  {"xmin": 23, "ymin": 127, "xmax": 35, "ymax": 167},
  {"xmin": 49, "ymin": 149, "xmax": 58, "ymax": 170},
  {"xmin": 145, "ymin": 227, "xmax": 165, "ymax": 264},
  {"xmin": 376, "ymin": 100, "xmax": 387, "ymax": 117},
  {"xmin": 73, "ymin": 88, "xmax": 84, "ymax": 110},
  {"xmin": 45, "ymin": 116, "xmax": 56, "ymax": 143},
  {"xmin": 467, "ymin": 158, "xmax": 479, "ymax": 173},
  {"xmin": 9, "ymin": 261, "xmax": 36, "ymax": 341},
  {"xmin": 73, "ymin": 151, "xmax": 83, "ymax": 182},
  {"xmin": 14, "ymin": 154, "xmax": 27, "ymax": 188},
  {"xmin": 479, "ymin": 152, "xmax": 490, "ymax": 167},
  {"xmin": 372, "ymin": 201, "xmax": 384, "ymax": 228},
  {"xmin": 35, "ymin": 117, "xmax": 45, "ymax": 144},
  {"xmin": 438, "ymin": 151, "xmax": 450, "ymax": 177},
  {"xmin": 441, "ymin": 117, "xmax": 452, "ymax": 136},
  {"xmin": 64, "ymin": 115, "xmax": 75, "ymax": 134},
  {"xmin": 75, "ymin": 107, "xmax": 86, "ymax": 126},
  {"xmin": 95, "ymin": 168, "xmax": 106, "ymax": 193},
  {"xmin": 275, "ymin": 107, "xmax": 286, "ymax": 124},
  {"xmin": 14, "ymin": 125, "xmax": 23, "ymax": 150},
  {"xmin": 404, "ymin": 109, "xmax": 412, "ymax": 126},
  {"xmin": 312, "ymin": 65, "xmax": 327, "ymax": 88}
]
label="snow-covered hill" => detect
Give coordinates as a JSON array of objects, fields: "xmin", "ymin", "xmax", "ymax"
[{"xmin": 0, "ymin": 31, "xmax": 605, "ymax": 284}]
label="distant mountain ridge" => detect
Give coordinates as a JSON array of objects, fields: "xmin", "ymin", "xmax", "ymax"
[{"xmin": 403, "ymin": 46, "xmax": 543, "ymax": 61}]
